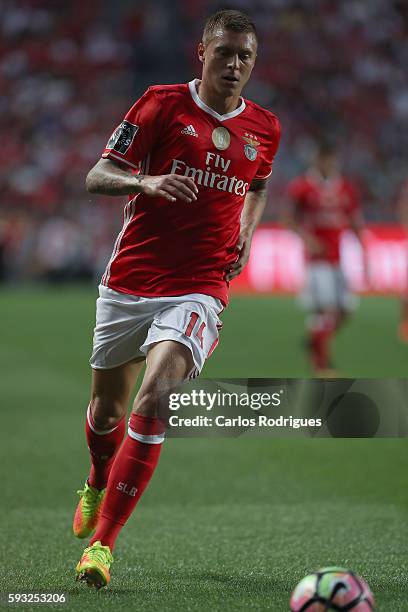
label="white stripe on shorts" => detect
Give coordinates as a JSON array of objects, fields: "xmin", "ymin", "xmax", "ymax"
[{"xmin": 102, "ymin": 199, "xmax": 136, "ymax": 286}]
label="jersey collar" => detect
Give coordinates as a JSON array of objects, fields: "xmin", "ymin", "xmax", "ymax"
[{"xmin": 188, "ymin": 78, "xmax": 246, "ymax": 122}]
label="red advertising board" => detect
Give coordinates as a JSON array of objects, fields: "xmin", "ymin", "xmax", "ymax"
[{"xmin": 230, "ymin": 225, "xmax": 408, "ymax": 295}]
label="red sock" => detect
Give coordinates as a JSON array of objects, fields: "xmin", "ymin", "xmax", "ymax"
[
  {"xmin": 308, "ymin": 314, "xmax": 336, "ymax": 371},
  {"xmin": 90, "ymin": 413, "xmax": 165, "ymax": 551},
  {"xmin": 310, "ymin": 328, "xmax": 329, "ymax": 370},
  {"xmin": 86, "ymin": 405, "xmax": 126, "ymax": 490}
]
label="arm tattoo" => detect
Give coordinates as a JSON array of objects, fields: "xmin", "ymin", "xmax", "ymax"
[{"xmin": 87, "ymin": 159, "xmax": 145, "ymax": 196}]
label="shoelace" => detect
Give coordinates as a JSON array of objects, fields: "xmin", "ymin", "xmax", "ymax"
[
  {"xmin": 84, "ymin": 543, "xmax": 113, "ymax": 565},
  {"xmin": 77, "ymin": 486, "xmax": 100, "ymax": 518}
]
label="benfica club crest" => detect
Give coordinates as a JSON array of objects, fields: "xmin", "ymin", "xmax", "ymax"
[{"xmin": 243, "ymin": 133, "xmax": 260, "ymax": 161}]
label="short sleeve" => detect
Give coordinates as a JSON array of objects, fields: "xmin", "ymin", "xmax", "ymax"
[
  {"xmin": 254, "ymin": 114, "xmax": 281, "ymax": 180},
  {"xmin": 102, "ymin": 87, "xmax": 161, "ymax": 170}
]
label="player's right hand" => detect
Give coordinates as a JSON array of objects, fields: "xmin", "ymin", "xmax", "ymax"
[{"xmin": 137, "ymin": 174, "xmax": 198, "ymax": 203}]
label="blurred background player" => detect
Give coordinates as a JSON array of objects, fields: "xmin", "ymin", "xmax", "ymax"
[
  {"xmin": 397, "ymin": 179, "xmax": 408, "ymax": 341},
  {"xmin": 284, "ymin": 143, "xmax": 364, "ymax": 376}
]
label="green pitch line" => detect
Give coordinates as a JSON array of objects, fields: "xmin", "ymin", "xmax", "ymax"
[{"xmin": 0, "ymin": 287, "xmax": 407, "ymax": 610}]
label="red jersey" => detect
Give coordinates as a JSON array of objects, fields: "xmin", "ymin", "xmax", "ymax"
[
  {"xmin": 100, "ymin": 79, "xmax": 280, "ymax": 305},
  {"xmin": 288, "ymin": 171, "xmax": 360, "ymax": 263}
]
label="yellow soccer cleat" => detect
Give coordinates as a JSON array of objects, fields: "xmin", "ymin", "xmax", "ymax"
[
  {"xmin": 73, "ymin": 481, "xmax": 105, "ymax": 539},
  {"xmin": 76, "ymin": 540, "xmax": 113, "ymax": 589}
]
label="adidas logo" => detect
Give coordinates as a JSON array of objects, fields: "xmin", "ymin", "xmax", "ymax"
[{"xmin": 181, "ymin": 124, "xmax": 198, "ymax": 137}]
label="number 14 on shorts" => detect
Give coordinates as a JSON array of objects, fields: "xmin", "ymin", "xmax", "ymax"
[{"xmin": 185, "ymin": 312, "xmax": 206, "ymax": 348}]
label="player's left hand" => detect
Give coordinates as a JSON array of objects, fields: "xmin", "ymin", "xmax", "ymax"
[{"xmin": 225, "ymin": 234, "xmax": 252, "ymax": 282}]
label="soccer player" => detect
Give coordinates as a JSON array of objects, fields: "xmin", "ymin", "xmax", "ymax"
[
  {"xmin": 284, "ymin": 144, "xmax": 364, "ymax": 376},
  {"xmin": 397, "ymin": 179, "xmax": 408, "ymax": 341},
  {"xmin": 73, "ymin": 9, "xmax": 280, "ymax": 588}
]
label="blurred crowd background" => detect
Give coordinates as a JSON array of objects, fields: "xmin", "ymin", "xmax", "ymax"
[{"xmin": 1, "ymin": 0, "xmax": 407, "ymax": 283}]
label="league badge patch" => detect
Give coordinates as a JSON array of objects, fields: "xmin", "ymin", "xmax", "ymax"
[
  {"xmin": 212, "ymin": 127, "xmax": 231, "ymax": 151},
  {"xmin": 243, "ymin": 133, "xmax": 260, "ymax": 161},
  {"xmin": 106, "ymin": 121, "xmax": 139, "ymax": 154}
]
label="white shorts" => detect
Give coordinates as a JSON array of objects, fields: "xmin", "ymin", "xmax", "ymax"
[
  {"xmin": 300, "ymin": 262, "xmax": 358, "ymax": 312},
  {"xmin": 90, "ymin": 285, "xmax": 223, "ymax": 376}
]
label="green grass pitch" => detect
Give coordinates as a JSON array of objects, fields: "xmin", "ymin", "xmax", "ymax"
[{"xmin": 0, "ymin": 287, "xmax": 407, "ymax": 611}]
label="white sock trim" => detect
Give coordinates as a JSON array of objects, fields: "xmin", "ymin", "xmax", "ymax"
[
  {"xmin": 87, "ymin": 405, "xmax": 122, "ymax": 436},
  {"xmin": 127, "ymin": 426, "xmax": 165, "ymax": 445}
]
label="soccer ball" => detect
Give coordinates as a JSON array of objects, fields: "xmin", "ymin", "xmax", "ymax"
[{"xmin": 290, "ymin": 567, "xmax": 375, "ymax": 611}]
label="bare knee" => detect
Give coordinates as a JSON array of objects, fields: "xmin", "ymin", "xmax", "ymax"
[
  {"xmin": 133, "ymin": 385, "xmax": 168, "ymax": 418},
  {"xmin": 133, "ymin": 371, "xmax": 182, "ymax": 418},
  {"xmin": 89, "ymin": 396, "xmax": 127, "ymax": 430},
  {"xmin": 132, "ymin": 341, "xmax": 194, "ymax": 418}
]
